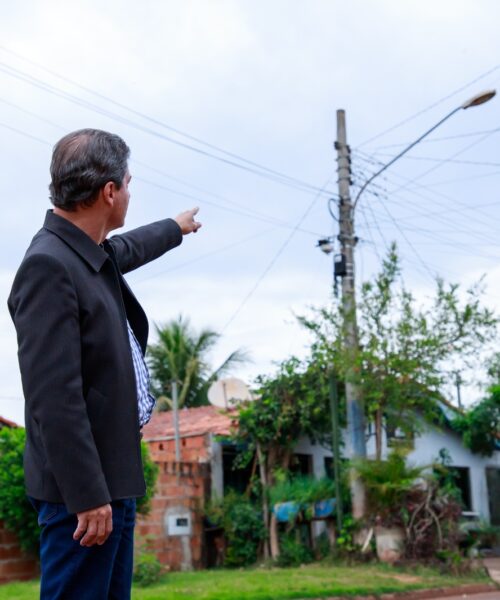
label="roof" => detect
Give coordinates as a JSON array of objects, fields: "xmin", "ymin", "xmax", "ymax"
[
  {"xmin": 142, "ymin": 405, "xmax": 237, "ymax": 441},
  {"xmin": 0, "ymin": 415, "xmax": 20, "ymax": 428}
]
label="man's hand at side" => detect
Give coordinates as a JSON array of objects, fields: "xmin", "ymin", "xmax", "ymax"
[
  {"xmin": 175, "ymin": 207, "xmax": 202, "ymax": 234},
  {"xmin": 73, "ymin": 504, "xmax": 113, "ymax": 547}
]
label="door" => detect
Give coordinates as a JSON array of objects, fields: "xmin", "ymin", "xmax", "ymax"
[{"xmin": 486, "ymin": 467, "xmax": 500, "ymax": 525}]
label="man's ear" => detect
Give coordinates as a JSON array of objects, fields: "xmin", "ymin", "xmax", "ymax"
[{"xmin": 101, "ymin": 181, "xmax": 115, "ymax": 209}]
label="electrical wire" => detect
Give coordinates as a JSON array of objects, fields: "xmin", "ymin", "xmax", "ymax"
[
  {"xmin": 221, "ymin": 175, "xmax": 334, "ymax": 332},
  {"xmin": 371, "ymin": 127, "xmax": 500, "ymax": 151},
  {"xmin": 0, "ymin": 58, "xmax": 338, "ymax": 198},
  {"xmin": 369, "ymin": 152, "xmax": 500, "ymax": 169},
  {"xmin": 357, "ymin": 64, "xmax": 500, "ymax": 148},
  {"xmin": 0, "ymin": 120, "xmax": 322, "ymax": 237},
  {"xmin": 131, "ymin": 227, "xmax": 276, "ymax": 285},
  {"xmin": 353, "ymin": 150, "xmax": 500, "ymax": 245},
  {"xmin": 0, "ymin": 94, "xmax": 322, "ymax": 232},
  {"xmin": 0, "ymin": 44, "xmax": 336, "ymax": 196}
]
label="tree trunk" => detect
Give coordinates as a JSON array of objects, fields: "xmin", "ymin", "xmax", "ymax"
[
  {"xmin": 270, "ymin": 513, "xmax": 280, "ymax": 559},
  {"xmin": 255, "ymin": 442, "xmax": 270, "ymax": 560},
  {"xmin": 375, "ymin": 408, "xmax": 383, "ymax": 460}
]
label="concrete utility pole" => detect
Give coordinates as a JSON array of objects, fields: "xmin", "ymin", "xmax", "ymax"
[{"xmin": 335, "ymin": 109, "xmax": 367, "ymax": 519}]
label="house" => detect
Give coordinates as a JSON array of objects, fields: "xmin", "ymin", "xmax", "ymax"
[{"xmin": 140, "ymin": 402, "xmax": 500, "ymax": 570}]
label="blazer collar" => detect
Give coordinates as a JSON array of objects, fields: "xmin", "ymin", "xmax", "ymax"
[{"xmin": 43, "ymin": 210, "xmax": 109, "ymax": 272}]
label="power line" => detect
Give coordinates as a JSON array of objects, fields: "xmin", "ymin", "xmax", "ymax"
[
  {"xmin": 0, "ymin": 120, "xmax": 321, "ymax": 237},
  {"xmin": 352, "ymin": 150, "xmax": 500, "ymax": 244},
  {"xmin": 368, "ymin": 152, "xmax": 500, "ymax": 169},
  {"xmin": 0, "ymin": 43, "xmax": 335, "ymax": 194},
  {"xmin": 131, "ymin": 227, "xmax": 276, "ymax": 285},
  {"xmin": 0, "ymin": 95, "xmax": 320, "ymax": 232},
  {"xmin": 357, "ymin": 63, "xmax": 500, "ymax": 148},
  {"xmin": 0, "ymin": 58, "xmax": 338, "ymax": 198},
  {"xmin": 222, "ymin": 176, "xmax": 334, "ymax": 332},
  {"xmin": 371, "ymin": 127, "xmax": 500, "ymax": 151},
  {"xmin": 377, "ymin": 130, "xmax": 499, "ymax": 196}
]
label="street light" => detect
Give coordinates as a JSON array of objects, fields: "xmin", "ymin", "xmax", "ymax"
[{"xmin": 353, "ymin": 89, "xmax": 496, "ymax": 210}]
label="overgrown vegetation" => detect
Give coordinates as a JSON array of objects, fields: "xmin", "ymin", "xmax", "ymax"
[
  {"xmin": 205, "ymin": 491, "xmax": 266, "ymax": 567},
  {"xmin": 453, "ymin": 385, "xmax": 500, "ymax": 456},
  {"xmin": 300, "ymin": 244, "xmax": 498, "ymax": 459},
  {"xmin": 0, "ymin": 427, "xmax": 39, "ymax": 555},
  {"xmin": 0, "ymin": 428, "xmax": 158, "ymax": 556}
]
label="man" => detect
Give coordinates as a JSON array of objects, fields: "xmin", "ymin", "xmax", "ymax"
[{"xmin": 8, "ymin": 128, "xmax": 201, "ymax": 599}]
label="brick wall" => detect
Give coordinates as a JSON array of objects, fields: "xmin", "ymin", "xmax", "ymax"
[
  {"xmin": 0, "ymin": 521, "xmax": 38, "ymax": 584},
  {"xmin": 137, "ymin": 434, "xmax": 212, "ymax": 571}
]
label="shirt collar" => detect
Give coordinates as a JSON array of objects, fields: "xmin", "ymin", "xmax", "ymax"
[{"xmin": 43, "ymin": 210, "xmax": 109, "ymax": 272}]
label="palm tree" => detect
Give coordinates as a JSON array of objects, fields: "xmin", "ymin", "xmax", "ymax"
[{"xmin": 147, "ymin": 315, "xmax": 250, "ymax": 410}]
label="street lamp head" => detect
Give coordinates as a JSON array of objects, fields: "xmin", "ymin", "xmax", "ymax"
[
  {"xmin": 317, "ymin": 238, "xmax": 334, "ymax": 255},
  {"xmin": 461, "ymin": 89, "xmax": 496, "ymax": 109}
]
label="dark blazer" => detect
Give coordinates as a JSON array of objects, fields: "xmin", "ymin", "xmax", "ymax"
[{"xmin": 8, "ymin": 210, "xmax": 182, "ymax": 514}]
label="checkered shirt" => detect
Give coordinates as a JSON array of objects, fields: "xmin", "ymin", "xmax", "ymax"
[{"xmin": 127, "ymin": 320, "xmax": 156, "ymax": 427}]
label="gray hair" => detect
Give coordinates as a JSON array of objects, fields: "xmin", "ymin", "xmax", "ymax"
[{"xmin": 49, "ymin": 129, "xmax": 130, "ymax": 211}]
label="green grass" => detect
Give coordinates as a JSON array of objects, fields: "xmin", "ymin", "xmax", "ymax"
[{"xmin": 0, "ymin": 564, "xmax": 489, "ymax": 600}]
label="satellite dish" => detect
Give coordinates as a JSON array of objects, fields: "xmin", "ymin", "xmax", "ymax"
[{"xmin": 208, "ymin": 377, "xmax": 253, "ymax": 409}]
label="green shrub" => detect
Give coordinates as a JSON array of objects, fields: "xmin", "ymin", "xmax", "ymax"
[
  {"xmin": 0, "ymin": 429, "xmax": 158, "ymax": 558},
  {"xmin": 137, "ymin": 441, "xmax": 159, "ymax": 516},
  {"xmin": 205, "ymin": 491, "xmax": 266, "ymax": 567},
  {"xmin": 277, "ymin": 531, "xmax": 314, "ymax": 567},
  {"xmin": 269, "ymin": 475, "xmax": 336, "ymax": 505},
  {"xmin": 0, "ymin": 427, "xmax": 39, "ymax": 555},
  {"xmin": 133, "ymin": 551, "xmax": 162, "ymax": 586}
]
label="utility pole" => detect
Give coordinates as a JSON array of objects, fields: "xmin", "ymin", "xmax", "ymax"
[
  {"xmin": 335, "ymin": 109, "xmax": 367, "ymax": 519},
  {"xmin": 328, "ymin": 371, "xmax": 343, "ymax": 530}
]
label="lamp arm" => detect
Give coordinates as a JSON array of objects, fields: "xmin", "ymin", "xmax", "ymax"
[{"xmin": 353, "ymin": 106, "xmax": 461, "ymax": 209}]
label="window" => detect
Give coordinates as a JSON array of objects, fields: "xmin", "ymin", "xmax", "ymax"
[
  {"xmin": 385, "ymin": 422, "xmax": 415, "ymax": 450},
  {"xmin": 324, "ymin": 457, "xmax": 334, "ymax": 479},
  {"xmin": 289, "ymin": 453, "xmax": 313, "ymax": 476}
]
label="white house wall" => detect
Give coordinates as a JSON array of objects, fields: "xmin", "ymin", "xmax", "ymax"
[{"xmin": 406, "ymin": 425, "xmax": 500, "ymax": 522}]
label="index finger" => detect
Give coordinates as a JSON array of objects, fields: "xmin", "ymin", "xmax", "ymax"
[{"xmin": 190, "ymin": 206, "xmax": 199, "ymax": 216}]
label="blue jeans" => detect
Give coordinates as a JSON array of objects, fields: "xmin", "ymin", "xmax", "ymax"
[{"xmin": 29, "ymin": 497, "xmax": 136, "ymax": 600}]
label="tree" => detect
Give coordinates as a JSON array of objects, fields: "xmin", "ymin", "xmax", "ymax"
[
  {"xmin": 232, "ymin": 356, "xmax": 332, "ymax": 559},
  {"xmin": 453, "ymin": 386, "xmax": 500, "ymax": 456},
  {"xmin": 300, "ymin": 244, "xmax": 497, "ymax": 459},
  {"xmin": 147, "ymin": 315, "xmax": 249, "ymax": 410}
]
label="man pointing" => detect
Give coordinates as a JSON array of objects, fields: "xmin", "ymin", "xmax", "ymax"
[{"xmin": 8, "ymin": 128, "xmax": 201, "ymax": 599}]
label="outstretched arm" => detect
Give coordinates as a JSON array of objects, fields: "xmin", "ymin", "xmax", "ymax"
[{"xmin": 108, "ymin": 207, "xmax": 202, "ymax": 274}]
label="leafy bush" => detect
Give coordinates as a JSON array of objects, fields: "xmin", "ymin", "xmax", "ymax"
[
  {"xmin": 137, "ymin": 441, "xmax": 159, "ymax": 516},
  {"xmin": 269, "ymin": 475, "xmax": 336, "ymax": 505},
  {"xmin": 0, "ymin": 429, "xmax": 157, "ymax": 558},
  {"xmin": 277, "ymin": 531, "xmax": 314, "ymax": 567},
  {"xmin": 134, "ymin": 536, "xmax": 162, "ymax": 587},
  {"xmin": 205, "ymin": 491, "xmax": 266, "ymax": 567},
  {"xmin": 353, "ymin": 450, "xmax": 425, "ymax": 526},
  {"xmin": 0, "ymin": 427, "xmax": 39, "ymax": 555}
]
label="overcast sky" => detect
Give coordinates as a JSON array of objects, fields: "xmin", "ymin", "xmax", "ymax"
[{"xmin": 1, "ymin": 0, "xmax": 500, "ymax": 424}]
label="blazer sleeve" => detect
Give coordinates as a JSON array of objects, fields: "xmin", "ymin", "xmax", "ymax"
[
  {"xmin": 108, "ymin": 218, "xmax": 183, "ymax": 274},
  {"xmin": 8, "ymin": 253, "xmax": 111, "ymax": 514}
]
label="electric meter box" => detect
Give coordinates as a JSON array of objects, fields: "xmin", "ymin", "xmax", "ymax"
[{"xmin": 166, "ymin": 513, "xmax": 192, "ymax": 536}]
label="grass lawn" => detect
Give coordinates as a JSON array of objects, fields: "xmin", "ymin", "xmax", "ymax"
[{"xmin": 0, "ymin": 563, "xmax": 490, "ymax": 600}]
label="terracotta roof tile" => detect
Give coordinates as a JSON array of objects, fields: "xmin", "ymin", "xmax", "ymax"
[
  {"xmin": 0, "ymin": 415, "xmax": 20, "ymax": 428},
  {"xmin": 142, "ymin": 405, "xmax": 237, "ymax": 441}
]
